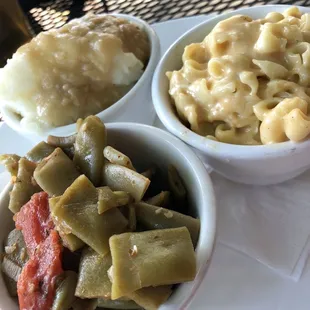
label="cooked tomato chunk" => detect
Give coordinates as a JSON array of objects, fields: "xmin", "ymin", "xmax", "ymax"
[
  {"xmin": 17, "ymin": 230, "xmax": 63, "ymax": 310},
  {"xmin": 15, "ymin": 192, "xmax": 54, "ymax": 256}
]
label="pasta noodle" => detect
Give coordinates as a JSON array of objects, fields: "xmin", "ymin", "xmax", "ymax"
[{"xmin": 167, "ymin": 7, "xmax": 310, "ymax": 145}]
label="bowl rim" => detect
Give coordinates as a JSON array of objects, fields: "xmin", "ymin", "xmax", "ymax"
[
  {"xmin": 0, "ymin": 122, "xmax": 216, "ymax": 310},
  {"xmin": 152, "ymin": 4, "xmax": 310, "ymax": 159},
  {"xmin": 1, "ymin": 13, "xmax": 160, "ymax": 138}
]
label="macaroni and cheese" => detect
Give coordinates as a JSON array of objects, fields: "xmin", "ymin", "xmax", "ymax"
[{"xmin": 167, "ymin": 7, "xmax": 310, "ymax": 144}]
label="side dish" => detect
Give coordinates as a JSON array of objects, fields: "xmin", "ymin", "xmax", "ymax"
[
  {"xmin": 167, "ymin": 7, "xmax": 310, "ymax": 145},
  {"xmin": 0, "ymin": 116, "xmax": 200, "ymax": 310},
  {"xmin": 0, "ymin": 14, "xmax": 150, "ymax": 133}
]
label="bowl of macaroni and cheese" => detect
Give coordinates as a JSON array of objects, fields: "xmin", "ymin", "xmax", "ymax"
[
  {"xmin": 152, "ymin": 5, "xmax": 310, "ymax": 185},
  {"xmin": 0, "ymin": 13, "xmax": 160, "ymax": 142}
]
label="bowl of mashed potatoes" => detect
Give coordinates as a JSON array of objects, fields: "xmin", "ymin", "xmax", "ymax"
[
  {"xmin": 0, "ymin": 13, "xmax": 160, "ymax": 141},
  {"xmin": 152, "ymin": 5, "xmax": 310, "ymax": 185}
]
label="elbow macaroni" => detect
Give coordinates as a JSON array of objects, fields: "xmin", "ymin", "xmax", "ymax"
[{"xmin": 167, "ymin": 7, "xmax": 310, "ymax": 145}]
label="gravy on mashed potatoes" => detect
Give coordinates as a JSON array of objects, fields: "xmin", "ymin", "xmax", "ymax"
[{"xmin": 0, "ymin": 14, "xmax": 150, "ymax": 132}]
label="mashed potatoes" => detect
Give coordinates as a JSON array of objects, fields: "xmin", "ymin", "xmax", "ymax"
[{"xmin": 0, "ymin": 14, "xmax": 150, "ymax": 132}]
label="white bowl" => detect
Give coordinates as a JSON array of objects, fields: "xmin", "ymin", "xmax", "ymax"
[
  {"xmin": 0, "ymin": 123, "xmax": 216, "ymax": 310},
  {"xmin": 1, "ymin": 13, "xmax": 160, "ymax": 143},
  {"xmin": 152, "ymin": 5, "xmax": 310, "ymax": 186}
]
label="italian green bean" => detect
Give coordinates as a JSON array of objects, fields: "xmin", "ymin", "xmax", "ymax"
[
  {"xmin": 127, "ymin": 286, "xmax": 172, "ymax": 310},
  {"xmin": 53, "ymin": 201, "xmax": 128, "ymax": 255},
  {"xmin": 102, "ymin": 163, "xmax": 150, "ymax": 202},
  {"xmin": 34, "ymin": 148, "xmax": 80, "ymax": 196},
  {"xmin": 104, "ymin": 146, "xmax": 135, "ymax": 170},
  {"xmin": 145, "ymin": 191, "xmax": 170, "ymax": 207},
  {"xmin": 52, "ymin": 271, "xmax": 78, "ymax": 310},
  {"xmin": 75, "ymin": 248, "xmax": 112, "ymax": 299},
  {"xmin": 109, "ymin": 227, "xmax": 196, "ymax": 299},
  {"xmin": 49, "ymin": 196, "xmax": 84, "ymax": 252},
  {"xmin": 73, "ymin": 116, "xmax": 106, "ymax": 186},
  {"xmin": 168, "ymin": 165, "xmax": 187, "ymax": 200},
  {"xmin": 97, "ymin": 298, "xmax": 141, "ymax": 309},
  {"xmin": 97, "ymin": 186, "xmax": 132, "ymax": 214},
  {"xmin": 9, "ymin": 158, "xmax": 40, "ymax": 213},
  {"xmin": 135, "ymin": 202, "xmax": 200, "ymax": 246},
  {"xmin": 0, "ymin": 154, "xmax": 20, "ymax": 177},
  {"xmin": 26, "ymin": 142, "xmax": 56, "ymax": 163}
]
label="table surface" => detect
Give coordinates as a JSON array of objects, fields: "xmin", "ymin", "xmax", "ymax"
[{"xmin": 19, "ymin": 0, "xmax": 310, "ymax": 34}]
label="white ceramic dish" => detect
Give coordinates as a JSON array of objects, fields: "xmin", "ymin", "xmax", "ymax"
[
  {"xmin": 1, "ymin": 13, "xmax": 160, "ymax": 143},
  {"xmin": 0, "ymin": 122, "xmax": 216, "ymax": 310},
  {"xmin": 152, "ymin": 5, "xmax": 310, "ymax": 186}
]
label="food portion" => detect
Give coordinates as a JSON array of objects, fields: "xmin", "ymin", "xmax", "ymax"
[
  {"xmin": 109, "ymin": 227, "xmax": 196, "ymax": 299},
  {"xmin": 0, "ymin": 115, "xmax": 200, "ymax": 310},
  {"xmin": 2, "ymin": 229, "xmax": 28, "ymax": 285},
  {"xmin": 17, "ymin": 230, "xmax": 63, "ymax": 310},
  {"xmin": 15, "ymin": 192, "xmax": 54, "ymax": 256},
  {"xmin": 34, "ymin": 148, "xmax": 80, "ymax": 196},
  {"xmin": 0, "ymin": 14, "xmax": 150, "ymax": 133},
  {"xmin": 9, "ymin": 158, "xmax": 41, "ymax": 214},
  {"xmin": 167, "ymin": 7, "xmax": 310, "ymax": 145}
]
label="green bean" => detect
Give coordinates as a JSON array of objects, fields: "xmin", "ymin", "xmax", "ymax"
[
  {"xmin": 9, "ymin": 158, "xmax": 41, "ymax": 214},
  {"xmin": 127, "ymin": 205, "xmax": 136, "ymax": 232},
  {"xmin": 4, "ymin": 229, "xmax": 28, "ymax": 267},
  {"xmin": 49, "ymin": 196, "xmax": 84, "ymax": 252},
  {"xmin": 59, "ymin": 231, "xmax": 85, "ymax": 252},
  {"xmin": 97, "ymin": 186, "xmax": 132, "ymax": 214},
  {"xmin": 53, "ymin": 195, "xmax": 128, "ymax": 255},
  {"xmin": 141, "ymin": 166, "xmax": 156, "ymax": 179},
  {"xmin": 75, "ymin": 247, "xmax": 112, "ymax": 299},
  {"xmin": 25, "ymin": 141, "xmax": 56, "ymax": 163},
  {"xmin": 103, "ymin": 146, "xmax": 135, "ymax": 170},
  {"xmin": 3, "ymin": 274, "xmax": 17, "ymax": 297},
  {"xmin": 47, "ymin": 133, "xmax": 77, "ymax": 148},
  {"xmin": 2, "ymin": 229, "xmax": 28, "ymax": 285},
  {"xmin": 56, "ymin": 175, "xmax": 98, "ymax": 206},
  {"xmin": 97, "ymin": 298, "xmax": 141, "ymax": 309},
  {"xmin": 71, "ymin": 298, "xmax": 98, "ymax": 310},
  {"xmin": 102, "ymin": 163, "xmax": 150, "ymax": 202},
  {"xmin": 168, "ymin": 165, "xmax": 187, "ymax": 200},
  {"xmin": 0, "ymin": 154, "xmax": 21, "ymax": 176},
  {"xmin": 73, "ymin": 116, "xmax": 106, "ymax": 186},
  {"xmin": 52, "ymin": 271, "xmax": 78, "ymax": 310},
  {"xmin": 114, "ymin": 191, "xmax": 132, "ymax": 205},
  {"xmin": 50, "ymin": 176, "xmax": 99, "ymax": 250},
  {"xmin": 120, "ymin": 204, "xmax": 136, "ymax": 232},
  {"xmin": 135, "ymin": 202, "xmax": 200, "ymax": 246},
  {"xmin": 34, "ymin": 148, "xmax": 80, "ymax": 196},
  {"xmin": 145, "ymin": 191, "xmax": 170, "ymax": 207},
  {"xmin": 62, "ymin": 146, "xmax": 75, "ymax": 160},
  {"xmin": 109, "ymin": 227, "xmax": 196, "ymax": 299},
  {"xmin": 1, "ymin": 257, "xmax": 21, "ymax": 282},
  {"xmin": 127, "ymin": 286, "xmax": 172, "ymax": 310}
]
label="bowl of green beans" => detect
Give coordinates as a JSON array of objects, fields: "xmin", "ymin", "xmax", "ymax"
[{"xmin": 0, "ymin": 116, "xmax": 216, "ymax": 310}]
